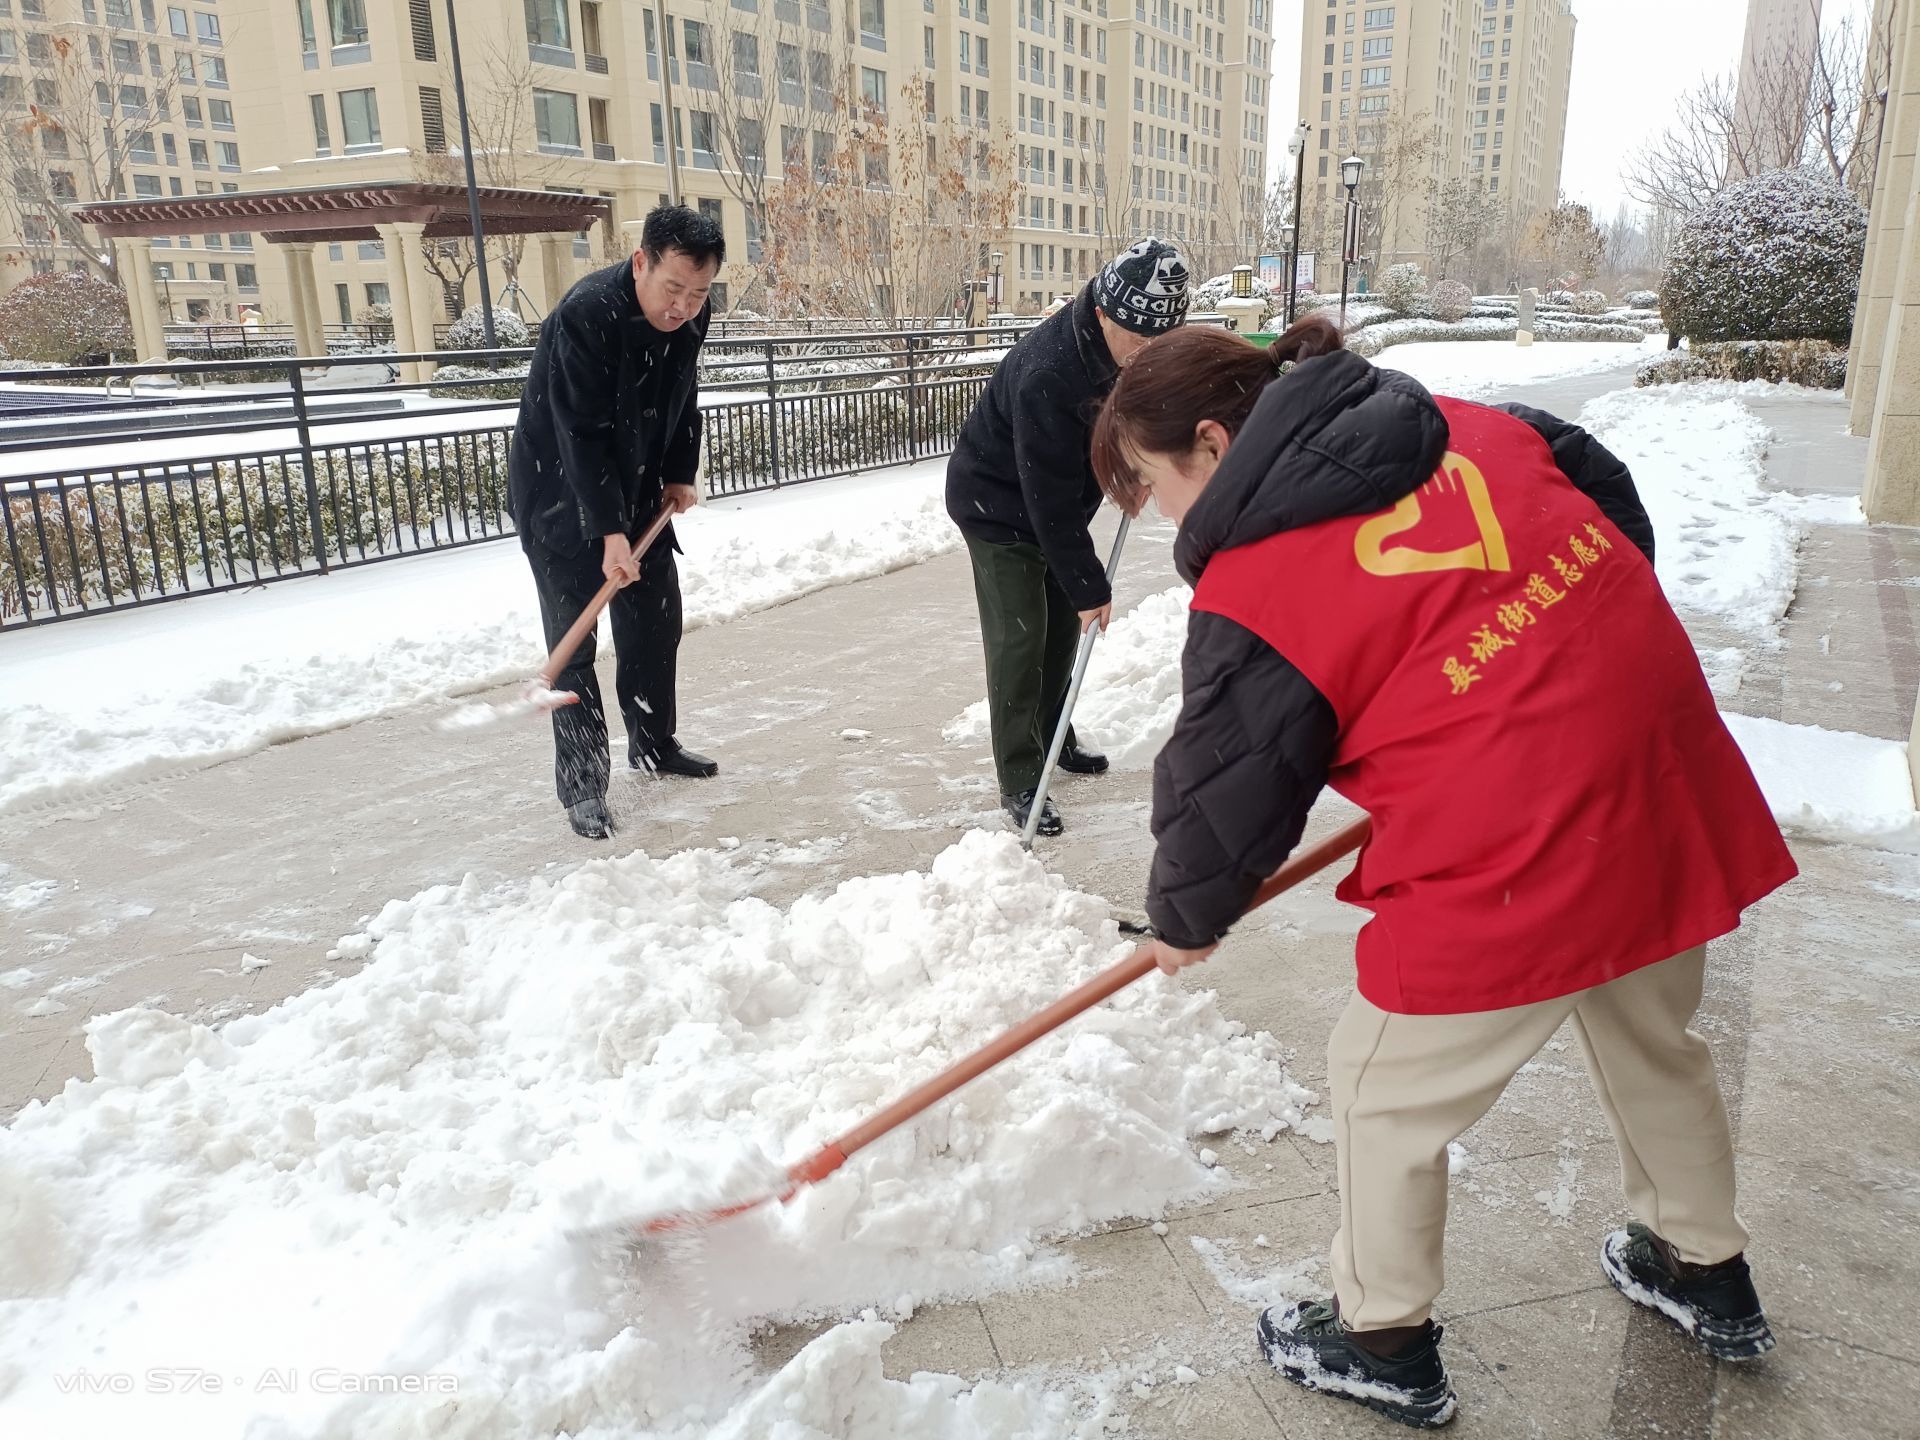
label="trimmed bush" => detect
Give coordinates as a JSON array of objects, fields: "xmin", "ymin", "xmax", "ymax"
[
  {"xmin": 1378, "ymin": 263, "xmax": 1428, "ymax": 318},
  {"xmin": 1661, "ymin": 168, "xmax": 1867, "ymax": 344},
  {"xmin": 1624, "ymin": 289, "xmax": 1660, "ymax": 309},
  {"xmin": 428, "ymin": 361, "xmax": 529, "ymax": 400},
  {"xmin": 1348, "ymin": 315, "xmax": 1645, "ymax": 357},
  {"xmin": 1569, "ymin": 290, "xmax": 1609, "ymax": 316},
  {"xmin": 1635, "ymin": 339, "xmax": 1847, "ymax": 389},
  {"xmin": 1428, "ymin": 280, "xmax": 1473, "ymax": 323},
  {"xmin": 0, "ymin": 271, "xmax": 134, "ymax": 365},
  {"xmin": 445, "ymin": 304, "xmax": 531, "ymax": 351}
]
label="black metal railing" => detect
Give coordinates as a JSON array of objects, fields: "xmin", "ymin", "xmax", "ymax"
[
  {"xmin": 0, "ymin": 324, "xmax": 1029, "ymax": 629},
  {"xmin": 164, "ymin": 321, "xmax": 399, "ymax": 360}
]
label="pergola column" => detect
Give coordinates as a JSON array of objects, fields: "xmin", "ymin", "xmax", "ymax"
[
  {"xmin": 113, "ymin": 237, "xmax": 164, "ymax": 362},
  {"xmin": 279, "ymin": 242, "xmax": 325, "ymax": 359},
  {"xmin": 536, "ymin": 232, "xmax": 571, "ymax": 316},
  {"xmin": 376, "ymin": 221, "xmax": 441, "ymax": 384}
]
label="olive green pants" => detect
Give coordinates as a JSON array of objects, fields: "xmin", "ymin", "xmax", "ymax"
[{"xmin": 963, "ymin": 533, "xmax": 1083, "ymax": 795}]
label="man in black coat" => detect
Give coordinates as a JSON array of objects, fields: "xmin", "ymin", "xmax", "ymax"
[
  {"xmin": 507, "ymin": 204, "xmax": 725, "ymax": 840},
  {"xmin": 946, "ymin": 237, "xmax": 1191, "ymax": 835}
]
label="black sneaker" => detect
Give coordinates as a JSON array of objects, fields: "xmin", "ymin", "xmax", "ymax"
[
  {"xmin": 632, "ymin": 743, "xmax": 719, "ymax": 778},
  {"xmin": 1601, "ymin": 1223, "xmax": 1775, "ymax": 1360},
  {"xmin": 1258, "ymin": 1301, "xmax": 1457, "ymax": 1430},
  {"xmin": 1057, "ymin": 742, "xmax": 1109, "ymax": 775},
  {"xmin": 566, "ymin": 796, "xmax": 613, "ymax": 840},
  {"xmin": 1002, "ymin": 788, "xmax": 1063, "ymax": 836}
]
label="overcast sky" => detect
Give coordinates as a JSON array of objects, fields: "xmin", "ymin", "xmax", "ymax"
[{"xmin": 1265, "ymin": 0, "xmax": 1809, "ymax": 218}]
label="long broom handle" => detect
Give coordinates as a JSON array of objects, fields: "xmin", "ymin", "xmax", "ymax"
[
  {"xmin": 536, "ymin": 503, "xmax": 676, "ymax": 687},
  {"xmin": 1022, "ymin": 513, "xmax": 1132, "ymax": 848},
  {"xmin": 791, "ymin": 816, "xmax": 1372, "ymax": 1183}
]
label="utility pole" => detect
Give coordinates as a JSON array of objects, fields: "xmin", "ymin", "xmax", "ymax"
[{"xmin": 444, "ymin": 0, "xmax": 497, "ymax": 347}]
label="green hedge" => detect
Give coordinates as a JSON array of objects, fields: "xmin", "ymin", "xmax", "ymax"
[{"xmin": 1635, "ymin": 340, "xmax": 1847, "ymax": 390}]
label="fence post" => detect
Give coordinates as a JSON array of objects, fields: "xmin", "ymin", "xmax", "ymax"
[
  {"xmin": 764, "ymin": 338, "xmax": 783, "ymax": 487},
  {"xmin": 288, "ymin": 361, "xmax": 330, "ymax": 574},
  {"xmin": 904, "ymin": 333, "xmax": 921, "ymax": 458}
]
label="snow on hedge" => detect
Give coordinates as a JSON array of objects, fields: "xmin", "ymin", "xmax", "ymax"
[{"xmin": 1661, "ymin": 168, "xmax": 1868, "ymax": 344}]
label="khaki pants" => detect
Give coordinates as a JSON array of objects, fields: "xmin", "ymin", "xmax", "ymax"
[{"xmin": 1327, "ymin": 945, "xmax": 1748, "ymax": 1331}]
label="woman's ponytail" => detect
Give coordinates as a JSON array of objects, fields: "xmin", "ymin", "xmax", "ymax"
[{"xmin": 1265, "ymin": 313, "xmax": 1345, "ymax": 373}]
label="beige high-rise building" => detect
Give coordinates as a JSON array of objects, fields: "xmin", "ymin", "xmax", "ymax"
[
  {"xmin": 1730, "ymin": 0, "xmax": 1823, "ymax": 179},
  {"xmin": 1291, "ymin": 0, "xmax": 1575, "ymax": 287},
  {"xmin": 0, "ymin": 0, "xmax": 1276, "ymax": 343}
]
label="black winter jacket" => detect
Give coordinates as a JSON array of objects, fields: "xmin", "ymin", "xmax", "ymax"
[
  {"xmin": 945, "ymin": 282, "xmax": 1119, "ymax": 610},
  {"xmin": 508, "ymin": 259, "xmax": 709, "ymax": 558},
  {"xmin": 1145, "ymin": 352, "xmax": 1657, "ymax": 950}
]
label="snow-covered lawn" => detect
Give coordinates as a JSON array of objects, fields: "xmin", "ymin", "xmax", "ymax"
[
  {"xmin": 1372, "ymin": 333, "xmax": 1663, "ymax": 400},
  {"xmin": 0, "ymin": 461, "xmax": 957, "ymax": 815},
  {"xmin": 0, "ymin": 831, "xmax": 1310, "ymax": 1436}
]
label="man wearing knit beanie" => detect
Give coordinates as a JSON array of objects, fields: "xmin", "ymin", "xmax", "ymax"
[{"xmin": 946, "ymin": 237, "xmax": 1190, "ymax": 836}]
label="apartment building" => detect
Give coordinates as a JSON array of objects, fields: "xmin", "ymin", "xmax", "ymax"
[
  {"xmin": 1292, "ymin": 0, "xmax": 1574, "ymax": 282},
  {"xmin": 1731, "ymin": 0, "xmax": 1823, "ymax": 178},
  {"xmin": 0, "ymin": 0, "xmax": 1276, "ymax": 340},
  {"xmin": 0, "ymin": 0, "xmax": 262, "ymax": 318}
]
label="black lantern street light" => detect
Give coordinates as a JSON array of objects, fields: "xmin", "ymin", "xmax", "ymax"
[
  {"xmin": 1339, "ymin": 153, "xmax": 1365, "ymax": 330},
  {"xmin": 990, "ymin": 249, "xmax": 1004, "ymax": 308},
  {"xmin": 1284, "ymin": 121, "xmax": 1310, "ymax": 327}
]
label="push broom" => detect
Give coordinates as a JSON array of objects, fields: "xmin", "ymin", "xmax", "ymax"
[{"xmin": 589, "ymin": 815, "xmax": 1371, "ymax": 1241}]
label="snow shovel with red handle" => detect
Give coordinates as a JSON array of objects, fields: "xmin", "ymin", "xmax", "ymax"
[
  {"xmin": 438, "ymin": 503, "xmax": 676, "ymax": 731},
  {"xmin": 594, "ymin": 815, "xmax": 1372, "ymax": 1242}
]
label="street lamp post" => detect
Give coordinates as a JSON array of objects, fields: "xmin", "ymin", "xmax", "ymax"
[
  {"xmin": 1339, "ymin": 154, "xmax": 1365, "ymax": 330},
  {"xmin": 444, "ymin": 0, "xmax": 496, "ymax": 348},
  {"xmin": 990, "ymin": 250, "xmax": 1004, "ymax": 309},
  {"xmin": 1285, "ymin": 121, "xmax": 1309, "ymax": 327}
]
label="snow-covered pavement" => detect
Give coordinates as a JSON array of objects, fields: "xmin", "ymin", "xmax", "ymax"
[
  {"xmin": 3, "ymin": 345, "xmax": 1917, "ymax": 1439},
  {"xmin": 0, "ymin": 460, "xmax": 957, "ymax": 815}
]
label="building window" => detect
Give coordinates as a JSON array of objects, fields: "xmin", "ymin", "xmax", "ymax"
[
  {"xmin": 1363, "ymin": 5, "xmax": 1392, "ymax": 29},
  {"xmin": 524, "ymin": 0, "xmax": 570, "ymax": 50},
  {"xmin": 1359, "ymin": 65, "xmax": 1388, "ymax": 87},
  {"xmin": 338, "ymin": 87, "xmax": 380, "ymax": 149},
  {"xmin": 534, "ymin": 88, "xmax": 581, "ymax": 151},
  {"xmin": 204, "ymin": 56, "xmax": 227, "ymax": 85},
  {"xmin": 859, "ymin": 0, "xmax": 885, "ymax": 45},
  {"xmin": 194, "ymin": 10, "xmax": 219, "ymax": 45},
  {"xmin": 689, "ymin": 107, "xmax": 717, "ymax": 165},
  {"xmin": 309, "ymin": 92, "xmax": 330, "ymax": 152},
  {"xmin": 860, "ymin": 64, "xmax": 885, "ymax": 111},
  {"xmin": 166, "ymin": 4, "xmax": 186, "ymax": 37},
  {"xmin": 364, "ymin": 281, "xmax": 389, "ymax": 308},
  {"xmin": 208, "ymin": 97, "xmax": 233, "ymax": 128},
  {"xmin": 296, "ymin": 0, "xmax": 317, "ymax": 55},
  {"xmin": 133, "ymin": 172, "xmax": 161, "ymax": 196},
  {"xmin": 215, "ymin": 139, "xmax": 240, "ymax": 169},
  {"xmin": 328, "ymin": 0, "xmax": 368, "ymax": 47}
]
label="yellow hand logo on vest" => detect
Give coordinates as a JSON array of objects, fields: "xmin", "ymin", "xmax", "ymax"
[{"xmin": 1353, "ymin": 453, "xmax": 1512, "ymax": 576}]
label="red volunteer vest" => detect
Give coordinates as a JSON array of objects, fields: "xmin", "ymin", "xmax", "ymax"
[{"xmin": 1194, "ymin": 397, "xmax": 1797, "ymax": 1014}]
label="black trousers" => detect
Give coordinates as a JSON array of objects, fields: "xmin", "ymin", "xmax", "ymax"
[
  {"xmin": 524, "ymin": 536, "xmax": 682, "ymax": 807},
  {"xmin": 963, "ymin": 532, "xmax": 1082, "ymax": 795}
]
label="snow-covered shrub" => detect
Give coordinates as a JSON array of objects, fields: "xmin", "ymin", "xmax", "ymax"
[
  {"xmin": 1569, "ymin": 290, "xmax": 1609, "ymax": 316},
  {"xmin": 444, "ymin": 304, "xmax": 531, "ymax": 351},
  {"xmin": 1624, "ymin": 289, "xmax": 1660, "ymax": 309},
  {"xmin": 1661, "ymin": 168, "xmax": 1867, "ymax": 343},
  {"xmin": 1635, "ymin": 339, "xmax": 1847, "ymax": 389},
  {"xmin": 356, "ymin": 302, "xmax": 395, "ymax": 344},
  {"xmin": 1544, "ymin": 289, "xmax": 1575, "ymax": 308},
  {"xmin": 427, "ymin": 360, "xmax": 529, "ymax": 400},
  {"xmin": 1378, "ymin": 263, "xmax": 1428, "ymax": 317},
  {"xmin": 1346, "ymin": 315, "xmax": 1644, "ymax": 357},
  {"xmin": 1428, "ymin": 280, "xmax": 1473, "ymax": 323},
  {"xmin": 0, "ymin": 271, "xmax": 134, "ymax": 365}
]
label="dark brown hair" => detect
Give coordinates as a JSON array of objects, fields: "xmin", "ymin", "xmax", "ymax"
[{"xmin": 1091, "ymin": 314, "xmax": 1345, "ymax": 515}]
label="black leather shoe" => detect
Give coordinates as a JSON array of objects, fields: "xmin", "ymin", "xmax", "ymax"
[
  {"xmin": 634, "ymin": 743, "xmax": 719, "ymax": 779},
  {"xmin": 1057, "ymin": 742, "xmax": 1109, "ymax": 775},
  {"xmin": 1002, "ymin": 789, "xmax": 1063, "ymax": 836},
  {"xmin": 566, "ymin": 797, "xmax": 613, "ymax": 840}
]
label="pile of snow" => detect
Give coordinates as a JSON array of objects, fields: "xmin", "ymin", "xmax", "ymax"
[
  {"xmin": 944, "ymin": 587, "xmax": 1193, "ymax": 768},
  {"xmin": 1576, "ymin": 386, "xmax": 1858, "ymax": 636},
  {"xmin": 0, "ymin": 464, "xmax": 957, "ymax": 814},
  {"xmin": 0, "ymin": 831, "xmax": 1312, "ymax": 1435},
  {"xmin": 1722, "ymin": 714, "xmax": 1920, "ymax": 852}
]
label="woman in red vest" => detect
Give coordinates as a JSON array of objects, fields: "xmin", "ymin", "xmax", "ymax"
[{"xmin": 1090, "ymin": 317, "xmax": 1797, "ymax": 1429}]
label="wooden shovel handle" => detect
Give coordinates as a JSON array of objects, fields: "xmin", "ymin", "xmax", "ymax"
[
  {"xmin": 821, "ymin": 816, "xmax": 1372, "ymax": 1166},
  {"xmin": 537, "ymin": 504, "xmax": 676, "ymax": 687}
]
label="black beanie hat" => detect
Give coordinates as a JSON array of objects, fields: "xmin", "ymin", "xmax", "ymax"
[{"xmin": 1097, "ymin": 237, "xmax": 1191, "ymax": 335}]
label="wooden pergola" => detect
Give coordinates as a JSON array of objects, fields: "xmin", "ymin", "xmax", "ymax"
[{"xmin": 73, "ymin": 183, "xmax": 612, "ymax": 376}]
